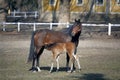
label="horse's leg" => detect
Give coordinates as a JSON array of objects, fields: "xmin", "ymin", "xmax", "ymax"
[
  {"xmin": 66, "ymin": 47, "xmax": 77, "ymax": 71},
  {"xmin": 29, "ymin": 51, "xmax": 37, "ymax": 72},
  {"xmin": 56, "ymin": 56, "xmax": 60, "ymax": 72},
  {"xmin": 73, "ymin": 47, "xmax": 77, "ymax": 70},
  {"xmin": 36, "ymin": 55, "xmax": 41, "ymax": 72},
  {"xmin": 50, "ymin": 52, "xmax": 56, "ymax": 73},
  {"xmin": 66, "ymin": 53, "xmax": 70, "ymax": 71},
  {"xmin": 74, "ymin": 54, "xmax": 81, "ymax": 71},
  {"xmin": 70, "ymin": 58, "xmax": 74, "ymax": 72},
  {"xmin": 50, "ymin": 61, "xmax": 54, "ymax": 73},
  {"xmin": 36, "ymin": 46, "xmax": 44, "ymax": 72},
  {"xmin": 67, "ymin": 56, "xmax": 74, "ymax": 73}
]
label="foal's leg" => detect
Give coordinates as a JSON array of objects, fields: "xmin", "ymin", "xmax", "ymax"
[
  {"xmin": 67, "ymin": 56, "xmax": 74, "ymax": 73},
  {"xmin": 50, "ymin": 56, "xmax": 60, "ymax": 73},
  {"xmin": 50, "ymin": 52, "xmax": 60, "ymax": 73},
  {"xmin": 66, "ymin": 53, "xmax": 70, "ymax": 71},
  {"xmin": 56, "ymin": 56, "xmax": 60, "ymax": 72},
  {"xmin": 50, "ymin": 52, "xmax": 56, "ymax": 73},
  {"xmin": 73, "ymin": 54, "xmax": 81, "ymax": 71},
  {"xmin": 73, "ymin": 47, "xmax": 77, "ymax": 70},
  {"xmin": 50, "ymin": 58, "xmax": 54, "ymax": 73},
  {"xmin": 66, "ymin": 47, "xmax": 77, "ymax": 71}
]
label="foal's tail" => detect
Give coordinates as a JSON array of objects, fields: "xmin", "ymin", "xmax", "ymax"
[{"xmin": 27, "ymin": 31, "xmax": 35, "ymax": 62}]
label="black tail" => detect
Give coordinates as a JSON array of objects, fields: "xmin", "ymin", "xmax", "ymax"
[{"xmin": 27, "ymin": 31, "xmax": 35, "ymax": 62}]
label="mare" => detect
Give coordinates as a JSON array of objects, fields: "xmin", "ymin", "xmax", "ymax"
[
  {"xmin": 28, "ymin": 19, "xmax": 82, "ymax": 72},
  {"xmin": 46, "ymin": 42, "xmax": 81, "ymax": 73}
]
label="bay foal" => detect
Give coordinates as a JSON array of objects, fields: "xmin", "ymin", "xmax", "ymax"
[{"xmin": 46, "ymin": 42, "xmax": 81, "ymax": 73}]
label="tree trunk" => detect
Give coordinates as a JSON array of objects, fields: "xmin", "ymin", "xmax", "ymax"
[
  {"xmin": 37, "ymin": 0, "xmax": 42, "ymax": 22},
  {"xmin": 105, "ymin": 0, "xmax": 110, "ymax": 23},
  {"xmin": 84, "ymin": 0, "xmax": 94, "ymax": 22},
  {"xmin": 52, "ymin": 0, "xmax": 59, "ymax": 23},
  {"xmin": 58, "ymin": 0, "xmax": 70, "ymax": 28}
]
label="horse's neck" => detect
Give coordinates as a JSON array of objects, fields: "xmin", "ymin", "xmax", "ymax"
[{"xmin": 60, "ymin": 26, "xmax": 73, "ymax": 36}]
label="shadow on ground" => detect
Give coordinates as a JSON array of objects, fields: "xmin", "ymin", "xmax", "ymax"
[
  {"xmin": 70, "ymin": 73, "xmax": 110, "ymax": 80},
  {"xmin": 40, "ymin": 66, "xmax": 67, "ymax": 72}
]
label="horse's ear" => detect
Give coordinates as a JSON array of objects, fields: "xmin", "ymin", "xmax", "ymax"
[
  {"xmin": 75, "ymin": 19, "xmax": 81, "ymax": 23},
  {"xmin": 75, "ymin": 19, "xmax": 77, "ymax": 22},
  {"xmin": 78, "ymin": 19, "xmax": 81, "ymax": 22}
]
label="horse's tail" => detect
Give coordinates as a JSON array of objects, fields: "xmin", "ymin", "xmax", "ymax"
[{"xmin": 27, "ymin": 31, "xmax": 35, "ymax": 62}]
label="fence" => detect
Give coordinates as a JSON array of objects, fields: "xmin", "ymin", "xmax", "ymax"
[
  {"xmin": 1, "ymin": 22, "xmax": 69, "ymax": 32},
  {"xmin": 7, "ymin": 11, "xmax": 38, "ymax": 18},
  {"xmin": 0, "ymin": 22, "xmax": 120, "ymax": 36}
]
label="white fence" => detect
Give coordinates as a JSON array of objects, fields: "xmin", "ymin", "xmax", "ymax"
[
  {"xmin": 0, "ymin": 22, "xmax": 120, "ymax": 36},
  {"xmin": 1, "ymin": 22, "xmax": 69, "ymax": 32},
  {"xmin": 7, "ymin": 11, "xmax": 38, "ymax": 18}
]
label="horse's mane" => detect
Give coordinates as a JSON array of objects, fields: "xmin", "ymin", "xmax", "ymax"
[{"xmin": 59, "ymin": 25, "xmax": 73, "ymax": 35}]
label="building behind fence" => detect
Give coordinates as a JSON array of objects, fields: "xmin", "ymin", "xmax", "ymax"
[{"xmin": 1, "ymin": 0, "xmax": 120, "ymax": 23}]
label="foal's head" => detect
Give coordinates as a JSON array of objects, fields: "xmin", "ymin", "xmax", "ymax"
[{"xmin": 71, "ymin": 19, "xmax": 82, "ymax": 36}]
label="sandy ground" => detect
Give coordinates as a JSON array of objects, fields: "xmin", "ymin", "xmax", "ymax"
[
  {"xmin": 0, "ymin": 33, "xmax": 120, "ymax": 49},
  {"xmin": 0, "ymin": 33, "xmax": 120, "ymax": 80}
]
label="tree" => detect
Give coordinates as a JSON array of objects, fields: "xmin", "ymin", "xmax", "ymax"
[
  {"xmin": 105, "ymin": 0, "xmax": 110, "ymax": 23},
  {"xmin": 58, "ymin": 0, "xmax": 70, "ymax": 28},
  {"xmin": 84, "ymin": 0, "xmax": 95, "ymax": 21}
]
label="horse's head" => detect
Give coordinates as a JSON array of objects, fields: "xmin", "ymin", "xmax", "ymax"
[{"xmin": 71, "ymin": 19, "xmax": 82, "ymax": 36}]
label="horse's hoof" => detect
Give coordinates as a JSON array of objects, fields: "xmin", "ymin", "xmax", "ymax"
[
  {"xmin": 78, "ymin": 68, "xmax": 82, "ymax": 72},
  {"xmin": 66, "ymin": 68, "xmax": 70, "ymax": 72},
  {"xmin": 49, "ymin": 71, "xmax": 53, "ymax": 73},
  {"xmin": 56, "ymin": 69, "xmax": 59, "ymax": 72},
  {"xmin": 29, "ymin": 67, "xmax": 38, "ymax": 72},
  {"xmin": 32, "ymin": 70, "xmax": 37, "ymax": 73},
  {"xmin": 67, "ymin": 70, "xmax": 72, "ymax": 73},
  {"xmin": 73, "ymin": 70, "xmax": 76, "ymax": 73},
  {"xmin": 29, "ymin": 67, "xmax": 35, "ymax": 71},
  {"xmin": 29, "ymin": 68, "xmax": 33, "ymax": 71},
  {"xmin": 36, "ymin": 67, "xmax": 41, "ymax": 72}
]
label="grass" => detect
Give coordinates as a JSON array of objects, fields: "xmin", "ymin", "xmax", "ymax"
[{"xmin": 0, "ymin": 42, "xmax": 120, "ymax": 80}]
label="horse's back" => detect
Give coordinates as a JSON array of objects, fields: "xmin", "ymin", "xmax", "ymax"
[
  {"xmin": 34, "ymin": 29, "xmax": 71, "ymax": 47},
  {"xmin": 40, "ymin": 29, "xmax": 71, "ymax": 44}
]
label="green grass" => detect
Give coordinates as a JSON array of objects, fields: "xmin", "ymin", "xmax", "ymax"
[{"xmin": 0, "ymin": 47, "xmax": 120, "ymax": 80}]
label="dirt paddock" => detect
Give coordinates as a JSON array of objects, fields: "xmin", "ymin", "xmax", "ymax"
[{"xmin": 0, "ymin": 32, "xmax": 120, "ymax": 80}]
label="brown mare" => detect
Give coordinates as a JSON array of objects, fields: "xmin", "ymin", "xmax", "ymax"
[
  {"xmin": 46, "ymin": 42, "xmax": 81, "ymax": 73},
  {"xmin": 28, "ymin": 19, "xmax": 82, "ymax": 72}
]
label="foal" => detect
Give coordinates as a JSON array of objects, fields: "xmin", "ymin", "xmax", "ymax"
[{"xmin": 46, "ymin": 42, "xmax": 81, "ymax": 73}]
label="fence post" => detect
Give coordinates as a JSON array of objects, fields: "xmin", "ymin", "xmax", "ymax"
[
  {"xmin": 66, "ymin": 22, "xmax": 69, "ymax": 28},
  {"xmin": 33, "ymin": 23, "xmax": 36, "ymax": 31},
  {"xmin": 50, "ymin": 23, "xmax": 52, "ymax": 30},
  {"xmin": 13, "ymin": 10, "xmax": 15, "ymax": 17},
  {"xmin": 2, "ymin": 22, "xmax": 6, "ymax": 31},
  {"xmin": 108, "ymin": 23, "xmax": 111, "ymax": 36},
  {"xmin": 24, "ymin": 12, "xmax": 27, "ymax": 18},
  {"xmin": 18, "ymin": 22, "xmax": 20, "ymax": 32},
  {"xmin": 35, "ymin": 11, "xmax": 37, "ymax": 18}
]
